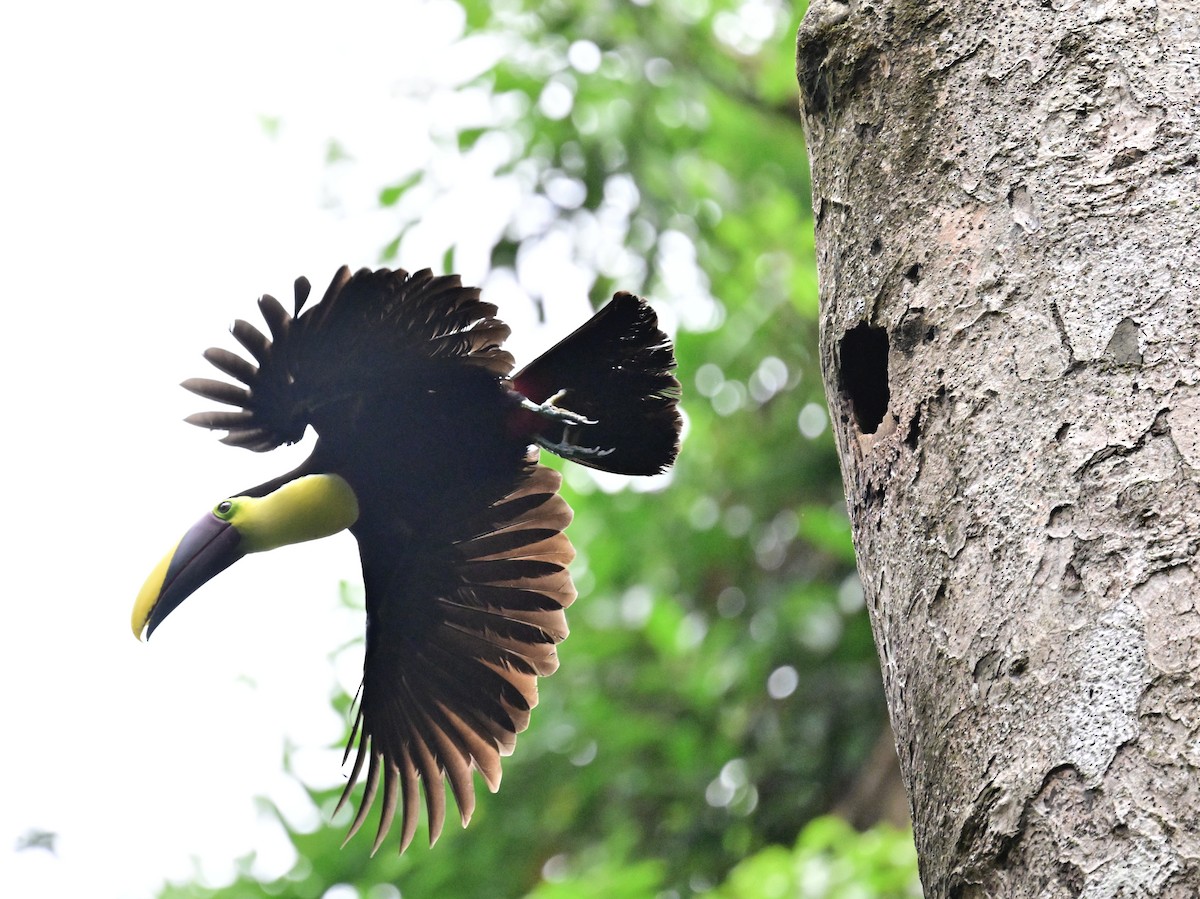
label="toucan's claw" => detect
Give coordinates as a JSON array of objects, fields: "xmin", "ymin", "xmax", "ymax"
[
  {"xmin": 536, "ymin": 433, "xmax": 616, "ymax": 462},
  {"xmin": 520, "ymin": 392, "xmax": 598, "ymax": 427}
]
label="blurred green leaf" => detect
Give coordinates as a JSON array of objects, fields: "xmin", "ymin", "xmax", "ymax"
[
  {"xmin": 380, "ymin": 234, "xmax": 401, "ymax": 262},
  {"xmin": 325, "ymin": 139, "xmax": 352, "ymax": 164},
  {"xmin": 458, "ymin": 127, "xmax": 488, "ymax": 151},
  {"xmin": 378, "ymin": 172, "xmax": 421, "ymax": 208}
]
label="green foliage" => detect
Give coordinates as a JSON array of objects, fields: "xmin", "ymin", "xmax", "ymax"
[
  {"xmin": 712, "ymin": 817, "xmax": 921, "ymax": 899},
  {"xmin": 508, "ymin": 817, "xmax": 921, "ymax": 899},
  {"xmin": 378, "ymin": 174, "xmax": 422, "ymax": 208},
  {"xmin": 155, "ymin": 1, "xmax": 920, "ymax": 898}
]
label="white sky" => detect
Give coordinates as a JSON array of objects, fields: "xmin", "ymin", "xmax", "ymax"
[{"xmin": 0, "ymin": 2, "xmax": 601, "ymax": 896}]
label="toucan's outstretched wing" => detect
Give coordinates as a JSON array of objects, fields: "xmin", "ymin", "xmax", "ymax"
[
  {"xmin": 180, "ymin": 279, "xmax": 311, "ymax": 452},
  {"xmin": 338, "ymin": 463, "xmax": 575, "ymax": 853},
  {"xmin": 512, "ymin": 292, "xmax": 682, "ymax": 475},
  {"xmin": 182, "ymin": 267, "xmax": 515, "ymax": 452}
]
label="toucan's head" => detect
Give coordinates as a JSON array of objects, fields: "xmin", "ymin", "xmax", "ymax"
[{"xmin": 132, "ymin": 473, "xmax": 359, "ymax": 640}]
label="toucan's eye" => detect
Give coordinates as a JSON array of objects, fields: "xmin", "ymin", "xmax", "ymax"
[{"xmin": 215, "ymin": 500, "xmax": 234, "ymax": 518}]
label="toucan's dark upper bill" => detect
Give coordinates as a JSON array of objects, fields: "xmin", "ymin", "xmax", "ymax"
[
  {"xmin": 136, "ymin": 266, "xmax": 681, "ymax": 853},
  {"xmin": 133, "ymin": 513, "xmax": 242, "ymax": 639}
]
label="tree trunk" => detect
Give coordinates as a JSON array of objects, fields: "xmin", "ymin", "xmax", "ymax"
[{"xmin": 796, "ymin": 2, "xmax": 1200, "ymax": 895}]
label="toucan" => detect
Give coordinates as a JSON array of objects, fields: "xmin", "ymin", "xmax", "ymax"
[{"xmin": 132, "ymin": 266, "xmax": 681, "ymax": 853}]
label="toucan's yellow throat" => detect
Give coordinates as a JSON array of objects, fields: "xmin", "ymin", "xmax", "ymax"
[{"xmin": 132, "ymin": 474, "xmax": 360, "ymax": 640}]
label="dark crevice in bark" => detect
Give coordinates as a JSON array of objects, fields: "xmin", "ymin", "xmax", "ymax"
[
  {"xmin": 895, "ymin": 309, "xmax": 935, "ymax": 356},
  {"xmin": 797, "ymin": 38, "xmax": 833, "ymax": 115},
  {"xmin": 1048, "ymin": 298, "xmax": 1077, "ymax": 367},
  {"xmin": 905, "ymin": 407, "xmax": 922, "ymax": 449}
]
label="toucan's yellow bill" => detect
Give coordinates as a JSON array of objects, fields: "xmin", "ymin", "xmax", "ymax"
[{"xmin": 131, "ymin": 513, "xmax": 244, "ymax": 640}]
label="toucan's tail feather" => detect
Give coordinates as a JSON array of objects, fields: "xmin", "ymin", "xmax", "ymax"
[{"xmin": 513, "ymin": 293, "xmax": 682, "ymax": 475}]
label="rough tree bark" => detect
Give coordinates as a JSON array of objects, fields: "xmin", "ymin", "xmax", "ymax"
[{"xmin": 796, "ymin": 2, "xmax": 1200, "ymax": 896}]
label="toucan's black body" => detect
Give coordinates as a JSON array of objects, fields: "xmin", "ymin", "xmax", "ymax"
[{"xmin": 135, "ymin": 266, "xmax": 681, "ymax": 853}]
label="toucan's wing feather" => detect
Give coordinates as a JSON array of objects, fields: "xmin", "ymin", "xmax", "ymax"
[
  {"xmin": 336, "ymin": 463, "xmax": 574, "ymax": 853},
  {"xmin": 182, "ymin": 267, "xmax": 515, "ymax": 452},
  {"xmin": 512, "ymin": 292, "xmax": 682, "ymax": 474},
  {"xmin": 180, "ymin": 309, "xmax": 307, "ymax": 450},
  {"xmin": 292, "ymin": 266, "xmax": 516, "ymax": 399}
]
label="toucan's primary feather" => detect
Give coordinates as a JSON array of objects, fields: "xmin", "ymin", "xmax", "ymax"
[{"xmin": 337, "ymin": 461, "xmax": 574, "ymax": 850}]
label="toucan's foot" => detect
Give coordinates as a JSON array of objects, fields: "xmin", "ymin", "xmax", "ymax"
[
  {"xmin": 521, "ymin": 391, "xmax": 615, "ymax": 463},
  {"xmin": 536, "ymin": 433, "xmax": 616, "ymax": 462},
  {"xmin": 520, "ymin": 392, "xmax": 597, "ymax": 427}
]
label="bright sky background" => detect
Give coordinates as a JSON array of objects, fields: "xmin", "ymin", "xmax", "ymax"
[{"xmin": 0, "ymin": 2, "xmax": 604, "ymax": 896}]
